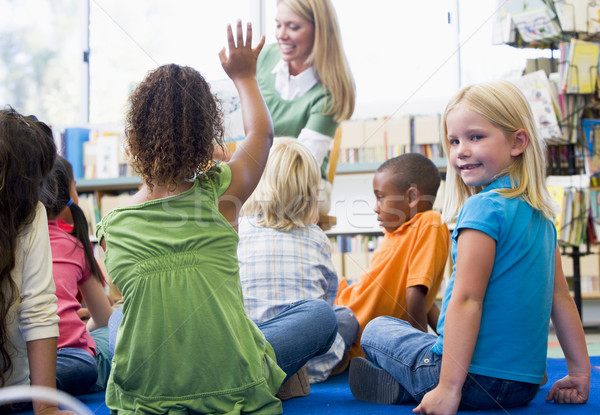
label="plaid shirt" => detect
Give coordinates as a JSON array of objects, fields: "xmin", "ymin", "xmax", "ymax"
[
  {"xmin": 238, "ymin": 216, "xmax": 344, "ymax": 381},
  {"xmin": 238, "ymin": 216, "xmax": 339, "ymax": 322}
]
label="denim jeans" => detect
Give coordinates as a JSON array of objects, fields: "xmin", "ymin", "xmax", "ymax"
[
  {"xmin": 361, "ymin": 316, "xmax": 539, "ymax": 410},
  {"xmin": 258, "ymin": 299, "xmax": 338, "ymax": 381},
  {"xmin": 109, "ymin": 299, "xmax": 338, "ymax": 383},
  {"xmin": 333, "ymin": 305, "xmax": 359, "ymax": 353},
  {"xmin": 88, "ymin": 326, "xmax": 112, "ymax": 392},
  {"xmin": 56, "ymin": 347, "xmax": 98, "ymax": 395}
]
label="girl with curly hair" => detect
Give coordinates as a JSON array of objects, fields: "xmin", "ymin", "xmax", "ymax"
[{"xmin": 98, "ymin": 21, "xmax": 336, "ymax": 414}]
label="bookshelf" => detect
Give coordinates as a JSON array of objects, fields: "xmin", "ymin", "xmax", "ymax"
[
  {"xmin": 334, "ymin": 116, "xmax": 446, "ymax": 175},
  {"xmin": 76, "ymin": 176, "xmax": 141, "ymax": 192},
  {"xmin": 497, "ymin": 0, "xmax": 600, "ymax": 320}
]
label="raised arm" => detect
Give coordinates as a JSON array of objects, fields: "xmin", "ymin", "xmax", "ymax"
[
  {"xmin": 218, "ymin": 21, "xmax": 272, "ymax": 226},
  {"xmin": 546, "ymin": 246, "xmax": 590, "ymax": 404},
  {"xmin": 414, "ymin": 229, "xmax": 494, "ymax": 415}
]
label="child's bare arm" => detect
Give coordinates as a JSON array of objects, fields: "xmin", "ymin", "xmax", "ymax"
[
  {"xmin": 406, "ymin": 285, "xmax": 428, "ymax": 332},
  {"xmin": 81, "ymin": 277, "xmax": 114, "ymax": 331},
  {"xmin": 546, "ymin": 247, "xmax": 590, "ymax": 404},
  {"xmin": 218, "ymin": 20, "xmax": 272, "ymax": 226},
  {"xmin": 427, "ymin": 302, "xmax": 440, "ymax": 333},
  {"xmin": 27, "ymin": 338, "xmax": 76, "ymax": 415},
  {"xmin": 414, "ymin": 229, "xmax": 494, "ymax": 415}
]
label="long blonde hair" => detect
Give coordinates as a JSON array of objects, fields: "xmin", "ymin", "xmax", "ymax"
[
  {"xmin": 441, "ymin": 80, "xmax": 556, "ymax": 223},
  {"xmin": 280, "ymin": 0, "xmax": 355, "ymax": 122},
  {"xmin": 241, "ymin": 137, "xmax": 320, "ymax": 231}
]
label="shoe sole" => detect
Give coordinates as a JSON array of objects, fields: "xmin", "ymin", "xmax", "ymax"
[{"xmin": 349, "ymin": 357, "xmax": 400, "ymax": 405}]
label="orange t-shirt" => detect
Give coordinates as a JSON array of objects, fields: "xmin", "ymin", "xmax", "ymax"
[{"xmin": 334, "ymin": 210, "xmax": 449, "ymax": 358}]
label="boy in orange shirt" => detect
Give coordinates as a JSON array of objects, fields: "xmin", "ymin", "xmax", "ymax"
[{"xmin": 335, "ymin": 153, "xmax": 449, "ymax": 359}]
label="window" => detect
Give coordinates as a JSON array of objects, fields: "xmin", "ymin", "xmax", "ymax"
[
  {"xmin": 0, "ymin": 0, "xmax": 555, "ymax": 126},
  {"xmin": 0, "ymin": 0, "xmax": 81, "ymax": 125}
]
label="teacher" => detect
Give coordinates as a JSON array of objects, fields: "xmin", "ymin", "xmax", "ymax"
[{"xmin": 257, "ymin": 0, "xmax": 355, "ymax": 175}]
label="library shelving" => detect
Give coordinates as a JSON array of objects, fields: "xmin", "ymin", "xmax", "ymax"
[
  {"xmin": 326, "ymin": 113, "xmax": 449, "ymax": 288},
  {"xmin": 497, "ymin": 0, "xmax": 600, "ymax": 321},
  {"xmin": 76, "ymin": 175, "xmax": 141, "ymax": 192}
]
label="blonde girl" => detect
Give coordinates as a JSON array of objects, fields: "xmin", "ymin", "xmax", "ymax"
[
  {"xmin": 349, "ymin": 81, "xmax": 590, "ymax": 414},
  {"xmin": 238, "ymin": 137, "xmax": 358, "ymax": 384}
]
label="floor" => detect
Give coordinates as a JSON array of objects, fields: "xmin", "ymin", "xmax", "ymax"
[{"xmin": 548, "ymin": 324, "xmax": 600, "ymax": 357}]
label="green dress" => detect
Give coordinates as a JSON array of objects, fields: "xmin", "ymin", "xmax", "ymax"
[{"xmin": 97, "ymin": 165, "xmax": 285, "ymax": 414}]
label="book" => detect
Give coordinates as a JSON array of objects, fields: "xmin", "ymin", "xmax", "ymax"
[
  {"xmin": 566, "ymin": 39, "xmax": 600, "ymax": 94},
  {"xmin": 548, "ymin": 185, "xmax": 566, "ymax": 238},
  {"xmin": 511, "ymin": 5, "xmax": 561, "ymax": 42},
  {"xmin": 553, "ymin": 0, "xmax": 600, "ymax": 34},
  {"xmin": 514, "ymin": 70, "xmax": 562, "ymax": 141}
]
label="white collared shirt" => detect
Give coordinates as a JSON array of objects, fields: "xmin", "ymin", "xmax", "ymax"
[
  {"xmin": 272, "ymin": 60, "xmax": 333, "ymax": 167},
  {"xmin": 272, "ymin": 59, "xmax": 319, "ymax": 100}
]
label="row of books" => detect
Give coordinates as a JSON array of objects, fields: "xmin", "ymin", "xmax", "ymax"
[
  {"xmin": 549, "ymin": 184, "xmax": 590, "ymax": 246},
  {"xmin": 54, "ymin": 125, "xmax": 134, "ymax": 180},
  {"xmin": 514, "ymin": 69, "xmax": 590, "ymax": 145},
  {"xmin": 329, "ymin": 234, "xmax": 384, "ymax": 255},
  {"xmin": 547, "ymin": 144, "xmax": 587, "ymax": 175},
  {"xmin": 340, "ymin": 145, "xmax": 409, "ymax": 164},
  {"xmin": 337, "ymin": 115, "xmax": 444, "ymax": 166},
  {"xmin": 493, "ymin": 1, "xmax": 600, "ymax": 46},
  {"xmin": 558, "ymin": 38, "xmax": 600, "ymax": 95},
  {"xmin": 78, "ymin": 192, "xmax": 133, "ymax": 237}
]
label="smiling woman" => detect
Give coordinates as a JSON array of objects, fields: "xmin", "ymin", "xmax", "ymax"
[{"xmin": 256, "ymin": 0, "xmax": 355, "ymax": 172}]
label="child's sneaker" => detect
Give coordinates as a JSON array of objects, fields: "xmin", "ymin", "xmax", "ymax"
[
  {"xmin": 276, "ymin": 365, "xmax": 310, "ymax": 401},
  {"xmin": 349, "ymin": 357, "xmax": 401, "ymax": 404},
  {"xmin": 330, "ymin": 352, "xmax": 350, "ymax": 376}
]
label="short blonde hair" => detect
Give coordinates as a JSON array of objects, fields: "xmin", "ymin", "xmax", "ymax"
[
  {"xmin": 441, "ymin": 80, "xmax": 556, "ymax": 222},
  {"xmin": 279, "ymin": 0, "xmax": 355, "ymax": 122},
  {"xmin": 241, "ymin": 137, "xmax": 320, "ymax": 230}
]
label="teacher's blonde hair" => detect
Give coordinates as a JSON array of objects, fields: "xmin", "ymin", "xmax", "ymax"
[
  {"xmin": 280, "ymin": 0, "xmax": 355, "ymax": 122},
  {"xmin": 441, "ymin": 81, "xmax": 556, "ymax": 223},
  {"xmin": 241, "ymin": 137, "xmax": 320, "ymax": 231}
]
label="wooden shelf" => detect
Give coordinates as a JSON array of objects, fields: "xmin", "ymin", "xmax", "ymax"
[
  {"xmin": 76, "ymin": 176, "xmax": 141, "ymax": 192},
  {"xmin": 336, "ymin": 158, "xmax": 447, "ymax": 175}
]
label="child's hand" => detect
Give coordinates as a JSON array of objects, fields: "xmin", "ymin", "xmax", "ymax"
[
  {"xmin": 219, "ymin": 20, "xmax": 265, "ymax": 82},
  {"xmin": 413, "ymin": 385, "xmax": 461, "ymax": 415},
  {"xmin": 546, "ymin": 374, "xmax": 590, "ymax": 404}
]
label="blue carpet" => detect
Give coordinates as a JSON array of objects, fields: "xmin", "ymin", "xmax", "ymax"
[
  {"xmin": 283, "ymin": 356, "xmax": 600, "ymax": 414},
  {"xmin": 19, "ymin": 357, "xmax": 600, "ymax": 414}
]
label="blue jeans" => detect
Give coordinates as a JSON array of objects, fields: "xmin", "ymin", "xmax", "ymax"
[
  {"xmin": 109, "ymin": 299, "xmax": 337, "ymax": 383},
  {"xmin": 56, "ymin": 347, "xmax": 98, "ymax": 395},
  {"xmin": 258, "ymin": 299, "xmax": 338, "ymax": 381},
  {"xmin": 361, "ymin": 317, "xmax": 539, "ymax": 410},
  {"xmin": 333, "ymin": 305, "xmax": 359, "ymax": 353},
  {"xmin": 88, "ymin": 326, "xmax": 112, "ymax": 392}
]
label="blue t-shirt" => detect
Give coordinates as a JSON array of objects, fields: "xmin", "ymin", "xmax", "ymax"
[{"xmin": 432, "ymin": 176, "xmax": 556, "ymax": 384}]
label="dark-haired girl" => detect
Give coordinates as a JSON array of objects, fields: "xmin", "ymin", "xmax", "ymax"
[
  {"xmin": 40, "ymin": 155, "xmax": 114, "ymax": 396},
  {"xmin": 0, "ymin": 107, "xmax": 73, "ymax": 415}
]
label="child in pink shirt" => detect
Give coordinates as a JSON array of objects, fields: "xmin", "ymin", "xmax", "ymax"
[{"xmin": 40, "ymin": 155, "xmax": 114, "ymax": 395}]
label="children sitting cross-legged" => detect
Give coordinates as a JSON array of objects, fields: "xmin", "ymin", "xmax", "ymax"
[
  {"xmin": 40, "ymin": 155, "xmax": 114, "ymax": 395},
  {"xmin": 99, "ymin": 22, "xmax": 337, "ymax": 414},
  {"xmin": 334, "ymin": 152, "xmax": 450, "ymax": 359},
  {"xmin": 237, "ymin": 137, "xmax": 360, "ymax": 386}
]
